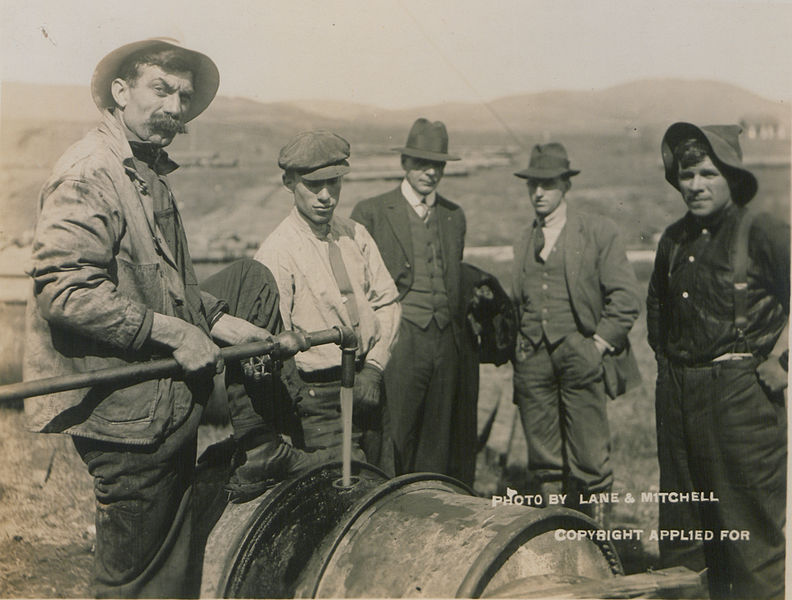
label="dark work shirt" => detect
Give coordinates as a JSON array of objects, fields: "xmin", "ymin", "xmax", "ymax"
[{"xmin": 647, "ymin": 203, "xmax": 789, "ymax": 365}]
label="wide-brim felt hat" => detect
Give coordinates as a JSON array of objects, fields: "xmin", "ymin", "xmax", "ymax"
[
  {"xmin": 661, "ymin": 122, "xmax": 758, "ymax": 204},
  {"xmin": 514, "ymin": 143, "xmax": 580, "ymax": 179},
  {"xmin": 91, "ymin": 37, "xmax": 219, "ymax": 123},
  {"xmin": 392, "ymin": 118, "xmax": 460, "ymax": 161}
]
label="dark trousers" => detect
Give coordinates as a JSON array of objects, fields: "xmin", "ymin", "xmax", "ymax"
[
  {"xmin": 73, "ymin": 405, "xmax": 203, "ymax": 598},
  {"xmin": 513, "ymin": 332, "xmax": 612, "ymax": 497},
  {"xmin": 385, "ymin": 318, "xmax": 458, "ymax": 475},
  {"xmin": 657, "ymin": 357, "xmax": 786, "ymax": 599}
]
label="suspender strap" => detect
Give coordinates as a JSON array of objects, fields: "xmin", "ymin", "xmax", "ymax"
[{"xmin": 732, "ymin": 207, "xmax": 756, "ymax": 348}]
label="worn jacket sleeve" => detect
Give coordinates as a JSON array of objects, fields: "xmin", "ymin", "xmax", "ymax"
[
  {"xmin": 356, "ymin": 223, "xmax": 401, "ymax": 371},
  {"xmin": 593, "ymin": 219, "xmax": 642, "ymax": 350},
  {"xmin": 30, "ymin": 174, "xmax": 152, "ymax": 351}
]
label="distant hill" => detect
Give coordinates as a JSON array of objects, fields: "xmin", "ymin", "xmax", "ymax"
[
  {"xmin": 2, "ymin": 79, "xmax": 789, "ymax": 164},
  {"xmin": 4, "ymin": 78, "xmax": 788, "ymax": 132}
]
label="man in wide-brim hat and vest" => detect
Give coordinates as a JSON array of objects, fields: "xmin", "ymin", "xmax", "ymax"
[
  {"xmin": 24, "ymin": 38, "xmax": 289, "ymax": 597},
  {"xmin": 351, "ymin": 118, "xmax": 471, "ymax": 479},
  {"xmin": 648, "ymin": 122, "xmax": 789, "ymax": 599},
  {"xmin": 511, "ymin": 142, "xmax": 641, "ymax": 525}
]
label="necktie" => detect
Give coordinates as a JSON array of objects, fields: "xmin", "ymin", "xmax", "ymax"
[
  {"xmin": 328, "ymin": 239, "xmax": 361, "ymax": 336},
  {"xmin": 533, "ymin": 217, "xmax": 545, "ymax": 262},
  {"xmin": 416, "ymin": 197, "xmax": 429, "ymax": 221}
]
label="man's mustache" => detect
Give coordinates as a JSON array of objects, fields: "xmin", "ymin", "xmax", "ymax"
[{"xmin": 148, "ymin": 114, "xmax": 187, "ymax": 136}]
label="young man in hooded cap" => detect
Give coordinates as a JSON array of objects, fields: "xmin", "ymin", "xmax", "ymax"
[{"xmin": 648, "ymin": 123, "xmax": 789, "ymax": 599}]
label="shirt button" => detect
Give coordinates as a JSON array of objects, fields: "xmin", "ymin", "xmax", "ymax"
[
  {"xmin": 542, "ymin": 308, "xmax": 548, "ymax": 313},
  {"xmin": 542, "ymin": 284, "xmax": 548, "ymax": 290},
  {"xmin": 688, "ymin": 255, "xmax": 695, "ymax": 262},
  {"xmin": 702, "ymin": 228, "xmax": 709, "ymax": 235},
  {"xmin": 682, "ymin": 291, "xmax": 689, "ymax": 299}
]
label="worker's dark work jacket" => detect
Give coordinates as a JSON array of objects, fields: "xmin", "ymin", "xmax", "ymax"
[{"xmin": 24, "ymin": 110, "xmax": 224, "ymax": 444}]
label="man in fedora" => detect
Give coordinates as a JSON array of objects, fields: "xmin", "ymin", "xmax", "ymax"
[
  {"xmin": 351, "ymin": 118, "xmax": 468, "ymax": 478},
  {"xmin": 648, "ymin": 123, "xmax": 788, "ymax": 599},
  {"xmin": 255, "ymin": 130, "xmax": 401, "ymax": 469},
  {"xmin": 511, "ymin": 143, "xmax": 641, "ymax": 525},
  {"xmin": 24, "ymin": 38, "xmax": 286, "ymax": 597}
]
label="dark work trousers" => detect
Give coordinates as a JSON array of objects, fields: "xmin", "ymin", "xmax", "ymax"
[
  {"xmin": 73, "ymin": 404, "xmax": 203, "ymax": 598},
  {"xmin": 512, "ymin": 332, "xmax": 612, "ymax": 499},
  {"xmin": 298, "ymin": 379, "xmax": 360, "ymax": 451},
  {"xmin": 657, "ymin": 357, "xmax": 786, "ymax": 600},
  {"xmin": 385, "ymin": 318, "xmax": 458, "ymax": 476}
]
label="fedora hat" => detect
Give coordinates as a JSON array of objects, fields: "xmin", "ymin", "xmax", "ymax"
[
  {"xmin": 91, "ymin": 37, "xmax": 219, "ymax": 123},
  {"xmin": 514, "ymin": 143, "xmax": 580, "ymax": 180},
  {"xmin": 661, "ymin": 122, "xmax": 757, "ymax": 204},
  {"xmin": 392, "ymin": 118, "xmax": 460, "ymax": 161}
]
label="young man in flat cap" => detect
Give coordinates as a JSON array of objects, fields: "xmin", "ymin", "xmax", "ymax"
[
  {"xmin": 648, "ymin": 123, "xmax": 788, "ymax": 599},
  {"xmin": 511, "ymin": 143, "xmax": 641, "ymax": 526},
  {"xmin": 351, "ymin": 118, "xmax": 469, "ymax": 479},
  {"xmin": 24, "ymin": 39, "xmax": 285, "ymax": 597},
  {"xmin": 255, "ymin": 131, "xmax": 401, "ymax": 463}
]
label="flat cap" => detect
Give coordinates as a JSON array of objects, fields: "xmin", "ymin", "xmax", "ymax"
[{"xmin": 278, "ymin": 130, "xmax": 351, "ymax": 180}]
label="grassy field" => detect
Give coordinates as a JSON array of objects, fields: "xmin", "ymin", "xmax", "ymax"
[{"xmin": 0, "ymin": 129, "xmax": 788, "ymax": 596}]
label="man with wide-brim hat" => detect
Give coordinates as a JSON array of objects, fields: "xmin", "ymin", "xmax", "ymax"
[
  {"xmin": 648, "ymin": 122, "xmax": 788, "ymax": 599},
  {"xmin": 23, "ymin": 38, "xmax": 284, "ymax": 597},
  {"xmin": 510, "ymin": 142, "xmax": 641, "ymax": 527},
  {"xmin": 351, "ymin": 118, "xmax": 479, "ymax": 481}
]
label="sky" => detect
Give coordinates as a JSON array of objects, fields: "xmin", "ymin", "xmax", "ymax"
[{"xmin": 1, "ymin": 0, "xmax": 792, "ymax": 109}]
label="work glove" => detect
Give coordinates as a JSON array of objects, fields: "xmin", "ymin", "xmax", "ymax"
[{"xmin": 353, "ymin": 364, "xmax": 382, "ymax": 412}]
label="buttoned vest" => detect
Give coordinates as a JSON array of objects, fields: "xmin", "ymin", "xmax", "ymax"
[
  {"xmin": 401, "ymin": 205, "xmax": 451, "ymax": 329},
  {"xmin": 519, "ymin": 228, "xmax": 577, "ymax": 345}
]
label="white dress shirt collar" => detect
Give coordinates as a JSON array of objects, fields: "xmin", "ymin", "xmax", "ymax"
[
  {"xmin": 541, "ymin": 199, "xmax": 567, "ymax": 230},
  {"xmin": 401, "ymin": 178, "xmax": 436, "ymax": 215}
]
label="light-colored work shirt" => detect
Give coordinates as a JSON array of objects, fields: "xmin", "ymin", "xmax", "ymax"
[{"xmin": 254, "ymin": 207, "xmax": 401, "ymax": 373}]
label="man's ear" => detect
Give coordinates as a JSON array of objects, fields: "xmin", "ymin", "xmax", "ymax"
[
  {"xmin": 110, "ymin": 78, "xmax": 130, "ymax": 110},
  {"xmin": 282, "ymin": 171, "xmax": 296, "ymax": 191}
]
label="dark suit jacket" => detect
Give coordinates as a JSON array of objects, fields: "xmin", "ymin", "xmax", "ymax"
[
  {"xmin": 512, "ymin": 207, "xmax": 642, "ymax": 397},
  {"xmin": 351, "ymin": 187, "xmax": 467, "ymax": 346}
]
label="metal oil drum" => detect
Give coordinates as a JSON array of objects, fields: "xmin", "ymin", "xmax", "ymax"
[{"xmin": 200, "ymin": 462, "xmax": 621, "ymax": 598}]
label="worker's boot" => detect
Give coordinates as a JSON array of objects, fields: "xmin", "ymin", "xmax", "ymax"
[{"xmin": 225, "ymin": 433, "xmax": 350, "ymax": 503}]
